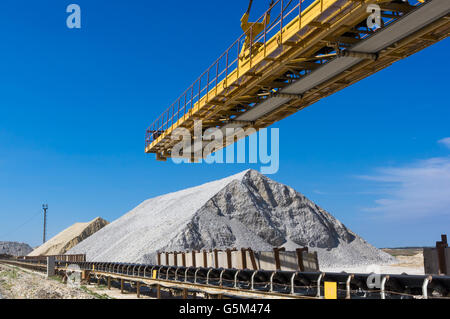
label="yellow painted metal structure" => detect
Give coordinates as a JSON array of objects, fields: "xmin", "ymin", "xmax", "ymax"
[{"xmin": 145, "ymin": 0, "xmax": 450, "ymax": 161}]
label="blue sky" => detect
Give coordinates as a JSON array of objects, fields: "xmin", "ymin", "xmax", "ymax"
[{"xmin": 0, "ymin": 0, "xmax": 449, "ymax": 248}]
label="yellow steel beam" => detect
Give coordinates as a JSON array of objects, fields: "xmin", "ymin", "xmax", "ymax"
[
  {"xmin": 145, "ymin": 0, "xmax": 449, "ymax": 160},
  {"xmin": 147, "ymin": 0, "xmax": 366, "ymax": 153}
]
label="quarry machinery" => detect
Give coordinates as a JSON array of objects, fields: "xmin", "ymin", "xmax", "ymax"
[
  {"xmin": 145, "ymin": 0, "xmax": 450, "ymax": 161},
  {"xmin": 3, "ymin": 257, "xmax": 450, "ymax": 299}
]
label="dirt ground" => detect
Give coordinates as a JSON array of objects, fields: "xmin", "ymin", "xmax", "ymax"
[
  {"xmin": 0, "ymin": 264, "xmax": 100, "ymax": 299},
  {"xmin": 0, "ymin": 263, "xmax": 171, "ymax": 299}
]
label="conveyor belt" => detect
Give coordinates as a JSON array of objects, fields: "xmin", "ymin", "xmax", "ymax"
[{"xmin": 3, "ymin": 258, "xmax": 450, "ymax": 299}]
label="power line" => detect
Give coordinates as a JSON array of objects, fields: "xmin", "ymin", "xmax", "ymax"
[{"xmin": 0, "ymin": 210, "xmax": 42, "ymax": 241}]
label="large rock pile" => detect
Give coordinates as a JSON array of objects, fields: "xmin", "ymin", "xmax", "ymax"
[{"xmin": 69, "ymin": 170, "xmax": 395, "ymax": 267}]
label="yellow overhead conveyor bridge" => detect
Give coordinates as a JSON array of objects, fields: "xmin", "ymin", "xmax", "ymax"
[{"xmin": 145, "ymin": 0, "xmax": 450, "ymax": 161}]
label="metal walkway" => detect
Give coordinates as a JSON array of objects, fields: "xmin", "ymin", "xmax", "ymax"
[{"xmin": 145, "ymin": 0, "xmax": 450, "ymax": 161}]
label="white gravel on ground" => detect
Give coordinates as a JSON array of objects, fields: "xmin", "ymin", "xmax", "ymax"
[{"xmin": 0, "ymin": 264, "xmax": 95, "ymax": 299}]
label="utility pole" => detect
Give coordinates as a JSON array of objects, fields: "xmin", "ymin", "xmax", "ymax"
[{"xmin": 42, "ymin": 204, "xmax": 48, "ymax": 244}]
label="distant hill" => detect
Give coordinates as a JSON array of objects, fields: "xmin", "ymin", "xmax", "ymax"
[
  {"xmin": 382, "ymin": 247, "xmax": 427, "ymax": 257},
  {"xmin": 0, "ymin": 242, "xmax": 33, "ymax": 256},
  {"xmin": 28, "ymin": 217, "xmax": 108, "ymax": 256},
  {"xmin": 382, "ymin": 247, "xmax": 431, "ymax": 249}
]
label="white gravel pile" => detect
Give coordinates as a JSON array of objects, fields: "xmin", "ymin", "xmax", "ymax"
[
  {"xmin": 0, "ymin": 242, "xmax": 33, "ymax": 256},
  {"xmin": 69, "ymin": 170, "xmax": 395, "ymax": 268}
]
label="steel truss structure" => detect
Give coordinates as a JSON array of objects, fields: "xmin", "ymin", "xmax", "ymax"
[{"xmin": 145, "ymin": 0, "xmax": 450, "ymax": 161}]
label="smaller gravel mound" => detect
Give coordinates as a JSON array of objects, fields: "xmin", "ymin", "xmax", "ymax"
[
  {"xmin": 0, "ymin": 242, "xmax": 33, "ymax": 256},
  {"xmin": 28, "ymin": 217, "xmax": 108, "ymax": 256}
]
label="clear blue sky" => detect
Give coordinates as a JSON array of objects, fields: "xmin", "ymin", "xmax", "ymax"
[{"xmin": 0, "ymin": 0, "xmax": 449, "ymax": 248}]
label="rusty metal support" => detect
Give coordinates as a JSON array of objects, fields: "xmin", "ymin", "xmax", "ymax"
[
  {"xmin": 437, "ymin": 234, "xmax": 448, "ymax": 275},
  {"xmin": 226, "ymin": 249, "xmax": 232, "ymax": 269},
  {"xmin": 156, "ymin": 284, "xmax": 161, "ymax": 299},
  {"xmin": 248, "ymin": 248, "xmax": 258, "ymax": 270},
  {"xmin": 137, "ymin": 282, "xmax": 141, "ymax": 298},
  {"xmin": 296, "ymin": 247, "xmax": 308, "ymax": 272},
  {"xmin": 241, "ymin": 248, "xmax": 247, "ymax": 269},
  {"xmin": 120, "ymin": 279, "xmax": 124, "ymax": 294},
  {"xmin": 314, "ymin": 251, "xmax": 320, "ymax": 271},
  {"xmin": 203, "ymin": 250, "xmax": 208, "ymax": 268},
  {"xmin": 273, "ymin": 247, "xmax": 286, "ymax": 271}
]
